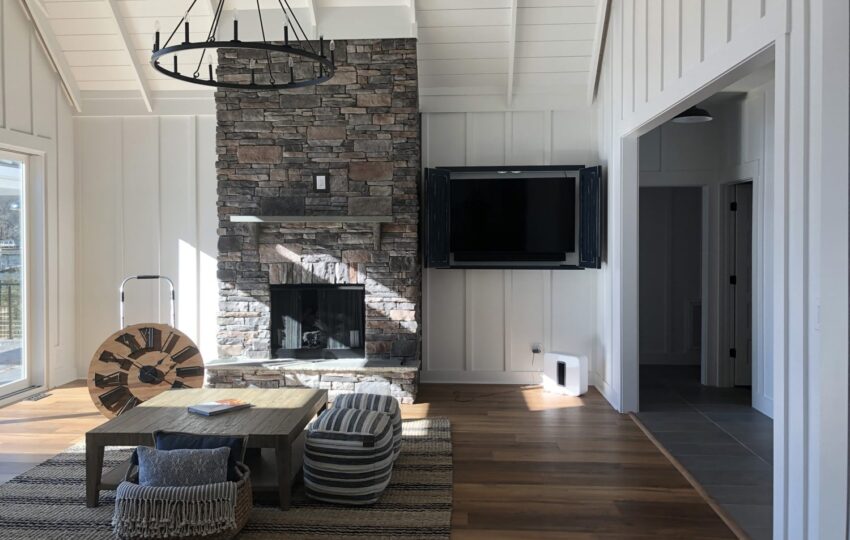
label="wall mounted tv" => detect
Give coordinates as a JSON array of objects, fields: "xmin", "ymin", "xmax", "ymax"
[
  {"xmin": 450, "ymin": 176, "xmax": 575, "ymax": 262},
  {"xmin": 424, "ymin": 165, "xmax": 604, "ymax": 270}
]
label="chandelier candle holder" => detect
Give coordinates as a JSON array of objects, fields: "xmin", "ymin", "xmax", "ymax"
[{"xmin": 151, "ymin": 0, "xmax": 335, "ymax": 90}]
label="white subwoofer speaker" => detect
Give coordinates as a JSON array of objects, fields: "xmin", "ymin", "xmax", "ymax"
[{"xmin": 542, "ymin": 352, "xmax": 588, "ymax": 396}]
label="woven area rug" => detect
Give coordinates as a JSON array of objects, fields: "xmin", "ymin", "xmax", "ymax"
[{"xmin": 0, "ymin": 417, "xmax": 452, "ymax": 539}]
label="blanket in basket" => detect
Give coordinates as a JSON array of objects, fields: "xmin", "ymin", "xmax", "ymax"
[{"xmin": 112, "ymin": 480, "xmax": 237, "ymax": 539}]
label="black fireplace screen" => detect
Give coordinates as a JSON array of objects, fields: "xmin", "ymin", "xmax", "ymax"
[{"xmin": 270, "ymin": 284, "xmax": 365, "ymax": 357}]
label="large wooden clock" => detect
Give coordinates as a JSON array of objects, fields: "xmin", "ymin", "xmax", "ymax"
[{"xmin": 88, "ymin": 323, "xmax": 205, "ymax": 417}]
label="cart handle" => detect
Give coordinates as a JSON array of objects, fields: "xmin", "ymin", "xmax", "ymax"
[{"xmin": 120, "ymin": 275, "xmax": 175, "ymax": 328}]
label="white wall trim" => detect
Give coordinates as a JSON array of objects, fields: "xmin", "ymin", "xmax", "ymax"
[
  {"xmin": 78, "ymin": 93, "xmax": 216, "ymax": 117},
  {"xmin": 420, "ymin": 370, "xmax": 541, "ymax": 385},
  {"xmin": 588, "ymin": 0, "xmax": 612, "ymax": 104},
  {"xmin": 19, "ymin": 0, "xmax": 82, "ymax": 113},
  {"xmin": 591, "ymin": 369, "xmax": 619, "ymax": 405}
]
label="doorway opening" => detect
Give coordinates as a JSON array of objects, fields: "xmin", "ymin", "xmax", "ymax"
[{"xmin": 635, "ymin": 66, "xmax": 775, "ymax": 540}]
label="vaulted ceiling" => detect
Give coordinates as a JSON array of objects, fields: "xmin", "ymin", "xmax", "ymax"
[{"xmin": 23, "ymin": 0, "xmax": 606, "ymax": 114}]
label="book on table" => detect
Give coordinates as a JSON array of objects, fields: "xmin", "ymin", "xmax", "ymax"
[{"xmin": 188, "ymin": 399, "xmax": 253, "ymax": 416}]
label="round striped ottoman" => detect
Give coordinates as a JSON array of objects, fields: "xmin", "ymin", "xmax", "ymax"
[
  {"xmin": 331, "ymin": 393, "xmax": 403, "ymax": 460},
  {"xmin": 303, "ymin": 408, "xmax": 395, "ymax": 505}
]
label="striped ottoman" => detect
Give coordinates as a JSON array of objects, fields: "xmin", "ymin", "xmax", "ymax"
[
  {"xmin": 303, "ymin": 408, "xmax": 395, "ymax": 505},
  {"xmin": 332, "ymin": 393, "xmax": 403, "ymax": 460}
]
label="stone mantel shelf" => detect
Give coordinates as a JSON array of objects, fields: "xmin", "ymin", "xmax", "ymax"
[
  {"xmin": 229, "ymin": 215, "xmax": 394, "ymax": 223},
  {"xmin": 229, "ymin": 215, "xmax": 393, "ymax": 248}
]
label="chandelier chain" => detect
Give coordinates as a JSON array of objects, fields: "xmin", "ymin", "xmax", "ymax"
[
  {"xmin": 281, "ymin": 0, "xmax": 317, "ymax": 55},
  {"xmin": 256, "ymin": 0, "xmax": 276, "ymax": 84},
  {"xmin": 164, "ymin": 0, "xmax": 199, "ymax": 50},
  {"xmin": 193, "ymin": 0, "xmax": 226, "ymax": 77}
]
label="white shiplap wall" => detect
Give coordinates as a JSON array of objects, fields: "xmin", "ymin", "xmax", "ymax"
[
  {"xmin": 614, "ymin": 0, "xmax": 783, "ymax": 133},
  {"xmin": 0, "ymin": 0, "xmax": 77, "ymax": 388},
  {"xmin": 421, "ymin": 109, "xmax": 602, "ymax": 384},
  {"xmin": 74, "ymin": 116, "xmax": 217, "ymax": 375}
]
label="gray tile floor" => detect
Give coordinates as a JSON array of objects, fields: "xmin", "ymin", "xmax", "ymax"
[{"xmin": 638, "ymin": 365, "xmax": 773, "ymax": 540}]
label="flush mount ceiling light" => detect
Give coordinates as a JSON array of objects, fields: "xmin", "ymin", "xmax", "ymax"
[
  {"xmin": 151, "ymin": 0, "xmax": 335, "ymax": 90},
  {"xmin": 672, "ymin": 106, "xmax": 713, "ymax": 124}
]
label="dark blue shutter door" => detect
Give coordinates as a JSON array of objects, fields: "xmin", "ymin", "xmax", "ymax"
[
  {"xmin": 579, "ymin": 165, "xmax": 604, "ymax": 269},
  {"xmin": 424, "ymin": 168, "xmax": 451, "ymax": 268}
]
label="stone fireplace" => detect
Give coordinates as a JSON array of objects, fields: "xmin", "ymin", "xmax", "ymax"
[{"xmin": 207, "ymin": 39, "xmax": 421, "ymax": 402}]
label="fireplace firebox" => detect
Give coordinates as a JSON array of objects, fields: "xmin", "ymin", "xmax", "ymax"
[{"xmin": 270, "ymin": 284, "xmax": 366, "ymax": 359}]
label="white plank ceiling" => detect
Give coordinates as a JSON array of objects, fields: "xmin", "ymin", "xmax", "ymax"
[{"xmin": 28, "ymin": 0, "xmax": 603, "ymax": 113}]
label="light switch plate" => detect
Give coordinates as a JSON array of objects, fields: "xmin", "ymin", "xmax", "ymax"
[{"xmin": 313, "ymin": 173, "xmax": 329, "ymax": 192}]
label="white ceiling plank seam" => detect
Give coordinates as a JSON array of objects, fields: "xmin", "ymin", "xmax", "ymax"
[
  {"xmin": 104, "ymin": 0, "xmax": 153, "ymax": 112},
  {"xmin": 506, "ymin": 0, "xmax": 517, "ymax": 108},
  {"xmin": 306, "ymin": 0, "xmax": 318, "ymax": 39},
  {"xmin": 19, "ymin": 0, "xmax": 83, "ymax": 112},
  {"xmin": 206, "ymin": 0, "xmax": 219, "ymax": 38}
]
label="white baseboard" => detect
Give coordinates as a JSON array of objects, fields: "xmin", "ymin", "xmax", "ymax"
[
  {"xmin": 0, "ymin": 385, "xmax": 47, "ymax": 408},
  {"xmin": 591, "ymin": 371, "xmax": 621, "ymax": 411},
  {"xmin": 752, "ymin": 394, "xmax": 773, "ymax": 418},
  {"xmin": 420, "ymin": 370, "xmax": 543, "ymax": 385}
]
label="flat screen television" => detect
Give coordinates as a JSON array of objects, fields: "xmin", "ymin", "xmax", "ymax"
[{"xmin": 450, "ymin": 176, "xmax": 576, "ymax": 262}]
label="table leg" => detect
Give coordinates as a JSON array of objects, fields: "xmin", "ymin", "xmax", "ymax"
[
  {"xmin": 85, "ymin": 436, "xmax": 104, "ymax": 508},
  {"xmin": 276, "ymin": 437, "xmax": 292, "ymax": 510}
]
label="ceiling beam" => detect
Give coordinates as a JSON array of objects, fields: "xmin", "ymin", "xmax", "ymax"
[
  {"xmin": 19, "ymin": 0, "xmax": 83, "ymax": 113},
  {"xmin": 587, "ymin": 0, "xmax": 611, "ymax": 104},
  {"xmin": 306, "ymin": 0, "xmax": 318, "ymax": 39},
  {"xmin": 104, "ymin": 0, "xmax": 153, "ymax": 112},
  {"xmin": 505, "ymin": 0, "xmax": 518, "ymax": 108},
  {"xmin": 206, "ymin": 0, "xmax": 219, "ymax": 38}
]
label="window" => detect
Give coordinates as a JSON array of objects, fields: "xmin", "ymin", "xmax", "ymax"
[{"xmin": 0, "ymin": 153, "xmax": 27, "ymax": 396}]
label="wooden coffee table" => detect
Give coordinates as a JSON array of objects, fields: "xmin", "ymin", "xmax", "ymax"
[{"xmin": 85, "ymin": 387, "xmax": 327, "ymax": 509}]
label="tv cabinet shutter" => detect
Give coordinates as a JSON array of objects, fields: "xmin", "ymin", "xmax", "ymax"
[
  {"xmin": 579, "ymin": 165, "xmax": 604, "ymax": 269},
  {"xmin": 424, "ymin": 168, "xmax": 451, "ymax": 268}
]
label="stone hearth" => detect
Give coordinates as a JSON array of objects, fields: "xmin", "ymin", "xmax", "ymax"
[
  {"xmin": 213, "ymin": 38, "xmax": 421, "ymax": 401},
  {"xmin": 205, "ymin": 358, "xmax": 419, "ymax": 403}
]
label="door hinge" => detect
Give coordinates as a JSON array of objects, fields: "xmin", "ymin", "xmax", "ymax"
[
  {"xmin": 730, "ymin": 201, "xmax": 738, "ymax": 211},
  {"xmin": 730, "ymin": 348, "xmax": 737, "ymax": 358},
  {"xmin": 729, "ymin": 275, "xmax": 737, "ymax": 285}
]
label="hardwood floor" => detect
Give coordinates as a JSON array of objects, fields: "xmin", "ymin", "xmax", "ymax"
[
  {"xmin": 0, "ymin": 381, "xmax": 105, "ymax": 483},
  {"xmin": 403, "ymin": 384, "xmax": 735, "ymax": 539},
  {"xmin": 0, "ymin": 381, "xmax": 734, "ymax": 538}
]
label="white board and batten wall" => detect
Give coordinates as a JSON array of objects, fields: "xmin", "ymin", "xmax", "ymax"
[
  {"xmin": 74, "ymin": 116, "xmax": 218, "ymax": 375},
  {"xmin": 421, "ymin": 110, "xmax": 605, "ymax": 387},
  {"xmin": 0, "ymin": 0, "xmax": 77, "ymax": 389}
]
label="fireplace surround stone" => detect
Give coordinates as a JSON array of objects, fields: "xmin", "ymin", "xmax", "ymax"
[
  {"xmin": 205, "ymin": 358, "xmax": 419, "ymax": 403},
  {"xmin": 214, "ymin": 38, "xmax": 421, "ymax": 394}
]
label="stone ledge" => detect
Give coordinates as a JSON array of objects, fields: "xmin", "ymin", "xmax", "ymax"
[{"xmin": 204, "ymin": 359, "xmax": 419, "ymax": 404}]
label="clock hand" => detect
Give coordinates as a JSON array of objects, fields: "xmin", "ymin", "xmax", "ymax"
[
  {"xmin": 147, "ymin": 361, "xmax": 179, "ymax": 385},
  {"xmin": 112, "ymin": 352, "xmax": 146, "ymax": 372},
  {"xmin": 154, "ymin": 353, "xmax": 171, "ymax": 366}
]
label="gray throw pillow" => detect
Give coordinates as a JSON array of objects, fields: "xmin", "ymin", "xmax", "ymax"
[{"xmin": 136, "ymin": 446, "xmax": 230, "ymax": 487}]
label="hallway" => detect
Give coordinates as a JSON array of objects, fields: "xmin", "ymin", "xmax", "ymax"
[{"xmin": 638, "ymin": 366, "xmax": 772, "ymax": 540}]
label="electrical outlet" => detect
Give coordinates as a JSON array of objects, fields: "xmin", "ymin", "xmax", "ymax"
[{"xmin": 531, "ymin": 343, "xmax": 543, "ymax": 354}]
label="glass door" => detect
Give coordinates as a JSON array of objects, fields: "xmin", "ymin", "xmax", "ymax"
[{"xmin": 0, "ymin": 151, "xmax": 27, "ymax": 396}]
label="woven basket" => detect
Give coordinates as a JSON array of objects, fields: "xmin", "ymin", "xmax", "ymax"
[{"xmin": 119, "ymin": 461, "xmax": 253, "ymax": 540}]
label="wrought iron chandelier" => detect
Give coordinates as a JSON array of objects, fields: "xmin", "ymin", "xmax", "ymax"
[{"xmin": 151, "ymin": 0, "xmax": 335, "ymax": 90}]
